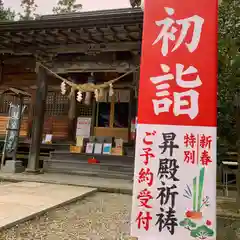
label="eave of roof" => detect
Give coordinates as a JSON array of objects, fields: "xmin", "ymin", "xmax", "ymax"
[{"xmin": 0, "ymin": 8, "xmax": 143, "ymax": 32}]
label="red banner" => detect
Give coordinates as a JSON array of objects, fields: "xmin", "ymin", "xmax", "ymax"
[{"xmin": 137, "ymin": 0, "xmax": 218, "ymax": 127}]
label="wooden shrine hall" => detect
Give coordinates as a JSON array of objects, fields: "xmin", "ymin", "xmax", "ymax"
[{"xmin": 0, "ymin": 8, "xmax": 143, "ymax": 179}]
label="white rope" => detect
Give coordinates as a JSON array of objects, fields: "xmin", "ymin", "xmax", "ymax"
[{"xmin": 38, "ymin": 62, "xmax": 139, "ymax": 93}]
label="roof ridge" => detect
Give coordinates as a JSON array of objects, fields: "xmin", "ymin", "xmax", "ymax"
[{"xmin": 39, "ymin": 7, "xmax": 142, "ymax": 20}]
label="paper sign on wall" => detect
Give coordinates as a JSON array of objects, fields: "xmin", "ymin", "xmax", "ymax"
[{"xmin": 76, "ymin": 117, "xmax": 91, "ymax": 138}]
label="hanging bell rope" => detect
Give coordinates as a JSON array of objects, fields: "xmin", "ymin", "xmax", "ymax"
[{"xmin": 37, "ymin": 62, "xmax": 140, "ymax": 92}]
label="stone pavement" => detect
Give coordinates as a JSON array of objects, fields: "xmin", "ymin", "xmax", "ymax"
[
  {"xmin": 0, "ymin": 172, "xmax": 132, "ymax": 193},
  {"xmin": 0, "ymin": 181, "xmax": 96, "ymax": 231}
]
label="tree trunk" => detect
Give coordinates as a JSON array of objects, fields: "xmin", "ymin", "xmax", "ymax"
[{"xmin": 236, "ymin": 108, "xmax": 240, "ymax": 211}]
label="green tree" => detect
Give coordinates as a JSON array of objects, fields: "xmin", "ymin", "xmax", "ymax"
[
  {"xmin": 0, "ymin": 0, "xmax": 15, "ymax": 21},
  {"xmin": 218, "ymin": 0, "xmax": 240, "ymax": 208},
  {"xmin": 218, "ymin": 0, "xmax": 240, "ymax": 146},
  {"xmin": 19, "ymin": 0, "xmax": 37, "ymax": 20},
  {"xmin": 52, "ymin": 0, "xmax": 82, "ymax": 14}
]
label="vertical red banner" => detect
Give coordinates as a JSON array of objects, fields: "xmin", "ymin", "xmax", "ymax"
[
  {"xmin": 131, "ymin": 1, "xmax": 218, "ymax": 239},
  {"xmin": 137, "ymin": 0, "xmax": 218, "ymax": 127}
]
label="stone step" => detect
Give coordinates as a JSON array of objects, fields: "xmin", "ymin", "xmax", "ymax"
[
  {"xmin": 46, "ymin": 159, "xmax": 134, "ymax": 170},
  {"xmin": 50, "ymin": 152, "xmax": 134, "ymax": 164},
  {"xmin": 45, "ymin": 166, "xmax": 133, "ymax": 180},
  {"xmin": 45, "ymin": 162, "xmax": 134, "ymax": 175},
  {"xmin": 45, "ymin": 153, "xmax": 134, "ymax": 180}
]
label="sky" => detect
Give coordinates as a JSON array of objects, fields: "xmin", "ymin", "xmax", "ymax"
[{"xmin": 4, "ymin": 0, "xmax": 131, "ymax": 15}]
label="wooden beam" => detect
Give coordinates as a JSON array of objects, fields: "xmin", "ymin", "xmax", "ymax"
[
  {"xmin": 0, "ymin": 49, "xmax": 32, "ymax": 54},
  {"xmin": 124, "ymin": 26, "xmax": 141, "ymax": 40},
  {"xmin": 26, "ymin": 64, "xmax": 48, "ymax": 173},
  {"xmin": 0, "ymin": 41, "xmax": 141, "ymax": 55},
  {"xmin": 62, "ymin": 29, "xmax": 86, "ymax": 44},
  {"xmin": 27, "ymin": 30, "xmax": 55, "ymax": 45},
  {"xmin": 1, "ymin": 33, "xmax": 21, "ymax": 42},
  {"xmin": 51, "ymin": 29, "xmax": 68, "ymax": 43},
  {"xmin": 47, "ymin": 41, "xmax": 141, "ymax": 54},
  {"xmin": 65, "ymin": 29, "xmax": 95, "ymax": 44},
  {"xmin": 0, "ymin": 37, "xmax": 20, "ymax": 51},
  {"xmin": 34, "ymin": 50, "xmax": 52, "ymax": 62},
  {"xmin": 38, "ymin": 29, "xmax": 67, "ymax": 45},
  {"xmin": 1, "ymin": 32, "xmax": 47, "ymax": 49},
  {"xmin": 37, "ymin": 30, "xmax": 56, "ymax": 43},
  {"xmin": 0, "ymin": 42, "xmax": 10, "ymax": 48},
  {"xmin": 4, "ymin": 32, "xmax": 30, "ymax": 47},
  {"xmin": 89, "ymin": 27, "xmax": 110, "ymax": 43},
  {"xmin": 106, "ymin": 26, "xmax": 125, "ymax": 42},
  {"xmin": 59, "ymin": 29, "xmax": 78, "ymax": 43},
  {"xmin": 4, "ymin": 56, "xmax": 46, "ymax": 68},
  {"xmin": 118, "ymin": 26, "xmax": 139, "ymax": 41},
  {"xmin": 84, "ymin": 27, "xmax": 104, "ymax": 43},
  {"xmin": 75, "ymin": 28, "xmax": 97, "ymax": 43},
  {"xmin": 51, "ymin": 60, "xmax": 139, "ymax": 73}
]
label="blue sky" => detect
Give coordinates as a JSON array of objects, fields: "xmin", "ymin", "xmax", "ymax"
[{"xmin": 4, "ymin": 0, "xmax": 131, "ymax": 15}]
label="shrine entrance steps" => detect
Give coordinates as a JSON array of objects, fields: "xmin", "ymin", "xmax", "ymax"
[{"xmin": 43, "ymin": 151, "xmax": 134, "ymax": 180}]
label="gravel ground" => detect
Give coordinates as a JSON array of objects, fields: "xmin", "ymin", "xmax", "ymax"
[
  {"xmin": 217, "ymin": 218, "xmax": 240, "ymax": 240},
  {"xmin": 0, "ymin": 192, "xmax": 131, "ymax": 240},
  {"xmin": 0, "ymin": 192, "xmax": 239, "ymax": 240}
]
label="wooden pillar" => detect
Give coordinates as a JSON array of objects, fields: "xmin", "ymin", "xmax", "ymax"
[
  {"xmin": 26, "ymin": 64, "xmax": 48, "ymax": 173},
  {"xmin": 0, "ymin": 61, "xmax": 3, "ymax": 84},
  {"xmin": 91, "ymin": 100, "xmax": 96, "ymax": 135},
  {"xmin": 68, "ymin": 90, "xmax": 76, "ymax": 142},
  {"xmin": 27, "ymin": 89, "xmax": 36, "ymax": 139},
  {"xmin": 128, "ymin": 89, "xmax": 134, "ymax": 144},
  {"xmin": 109, "ymin": 96, "xmax": 115, "ymax": 128},
  {"xmin": 68, "ymin": 77, "xmax": 77, "ymax": 142},
  {"xmin": 130, "ymin": 69, "xmax": 140, "ymax": 145}
]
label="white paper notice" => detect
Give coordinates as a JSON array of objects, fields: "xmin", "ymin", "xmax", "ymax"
[
  {"xmin": 76, "ymin": 117, "xmax": 91, "ymax": 138},
  {"xmin": 131, "ymin": 124, "xmax": 216, "ymax": 240}
]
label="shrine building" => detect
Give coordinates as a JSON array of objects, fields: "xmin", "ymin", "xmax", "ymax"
[{"xmin": 0, "ymin": 8, "xmax": 143, "ymax": 178}]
